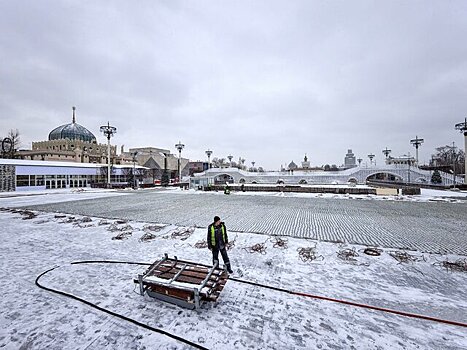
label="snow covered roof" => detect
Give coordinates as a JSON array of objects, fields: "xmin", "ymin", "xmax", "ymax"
[{"xmin": 0, "ymin": 158, "xmax": 148, "ymax": 169}]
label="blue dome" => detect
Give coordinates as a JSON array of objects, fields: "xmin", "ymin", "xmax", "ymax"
[
  {"xmin": 48, "ymin": 123, "xmax": 96, "ymax": 142},
  {"xmin": 48, "ymin": 107, "xmax": 96, "ymax": 142}
]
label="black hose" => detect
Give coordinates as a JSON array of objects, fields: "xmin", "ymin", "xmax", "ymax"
[
  {"xmin": 71, "ymin": 260, "xmax": 151, "ymax": 266},
  {"xmin": 35, "ymin": 265, "xmax": 208, "ymax": 350},
  {"xmin": 40, "ymin": 260, "xmax": 467, "ymax": 330}
]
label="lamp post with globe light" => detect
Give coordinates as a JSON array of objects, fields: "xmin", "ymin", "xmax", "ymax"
[
  {"xmin": 382, "ymin": 147, "xmax": 391, "ymax": 159},
  {"xmin": 368, "ymin": 153, "xmax": 375, "ymax": 166},
  {"xmin": 410, "ymin": 136, "xmax": 424, "ymax": 166},
  {"xmin": 99, "ymin": 122, "xmax": 117, "ymax": 188},
  {"xmin": 132, "ymin": 151, "xmax": 138, "ymax": 189},
  {"xmin": 175, "ymin": 141, "xmax": 185, "ymax": 183},
  {"xmin": 228, "ymin": 155, "xmax": 233, "ymax": 167},
  {"xmin": 455, "ymin": 117, "xmax": 467, "ymax": 184}
]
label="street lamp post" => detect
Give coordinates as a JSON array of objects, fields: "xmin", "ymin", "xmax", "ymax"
[
  {"xmin": 368, "ymin": 153, "xmax": 375, "ymax": 166},
  {"xmin": 357, "ymin": 158, "xmax": 362, "ymax": 167},
  {"xmin": 402, "ymin": 153, "xmax": 412, "ymax": 184},
  {"xmin": 205, "ymin": 149, "xmax": 213, "ymax": 168},
  {"xmin": 228, "ymin": 155, "xmax": 233, "ymax": 167},
  {"xmin": 159, "ymin": 152, "xmax": 169, "ymax": 186},
  {"xmin": 408, "ymin": 156, "xmax": 411, "ymax": 184},
  {"xmin": 450, "ymin": 142, "xmax": 459, "ymax": 187},
  {"xmin": 99, "ymin": 122, "xmax": 117, "ymax": 188},
  {"xmin": 455, "ymin": 117, "xmax": 467, "ymax": 184},
  {"xmin": 132, "ymin": 151, "xmax": 138, "ymax": 189},
  {"xmin": 382, "ymin": 147, "xmax": 391, "ymax": 159},
  {"xmin": 410, "ymin": 136, "xmax": 424, "ymax": 166},
  {"xmin": 175, "ymin": 141, "xmax": 185, "ymax": 183},
  {"xmin": 238, "ymin": 157, "xmax": 245, "ymax": 169}
]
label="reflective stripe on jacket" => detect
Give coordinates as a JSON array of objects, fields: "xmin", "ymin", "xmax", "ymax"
[{"xmin": 210, "ymin": 224, "xmax": 226, "ymax": 247}]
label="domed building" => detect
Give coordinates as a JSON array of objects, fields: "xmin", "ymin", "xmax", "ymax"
[
  {"xmin": 21, "ymin": 107, "xmax": 116, "ymax": 163},
  {"xmin": 48, "ymin": 110, "xmax": 97, "ymax": 143}
]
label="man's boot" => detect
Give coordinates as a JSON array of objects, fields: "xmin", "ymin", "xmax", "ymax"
[{"xmin": 226, "ymin": 262, "xmax": 233, "ymax": 274}]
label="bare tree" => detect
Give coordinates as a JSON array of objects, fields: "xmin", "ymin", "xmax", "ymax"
[
  {"xmin": 430, "ymin": 145, "xmax": 465, "ymax": 175},
  {"xmin": 211, "ymin": 157, "xmax": 220, "ymax": 168},
  {"xmin": 99, "ymin": 166, "xmax": 116, "ymax": 178},
  {"xmin": 218, "ymin": 158, "xmax": 227, "ymax": 168},
  {"xmin": 8, "ymin": 129, "xmax": 21, "ymax": 150},
  {"xmin": 211, "ymin": 157, "xmax": 228, "ymax": 168}
]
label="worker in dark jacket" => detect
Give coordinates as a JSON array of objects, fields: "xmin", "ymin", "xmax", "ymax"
[{"xmin": 207, "ymin": 216, "xmax": 233, "ymax": 273}]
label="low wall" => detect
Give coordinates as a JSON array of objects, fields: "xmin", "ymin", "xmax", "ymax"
[
  {"xmin": 367, "ymin": 180, "xmax": 421, "ymax": 195},
  {"xmin": 208, "ymin": 184, "xmax": 377, "ymax": 195}
]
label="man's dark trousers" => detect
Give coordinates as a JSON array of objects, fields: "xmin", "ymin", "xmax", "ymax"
[{"xmin": 212, "ymin": 247, "xmax": 231, "ymax": 269}]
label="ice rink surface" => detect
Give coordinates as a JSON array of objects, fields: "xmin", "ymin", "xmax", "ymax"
[{"xmin": 23, "ymin": 188, "xmax": 467, "ymax": 255}]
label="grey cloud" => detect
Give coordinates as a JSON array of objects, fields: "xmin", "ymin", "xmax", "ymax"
[{"xmin": 1, "ymin": 1, "xmax": 467, "ymax": 169}]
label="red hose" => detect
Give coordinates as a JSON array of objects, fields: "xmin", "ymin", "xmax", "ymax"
[
  {"xmin": 293, "ymin": 291, "xmax": 467, "ymax": 328},
  {"xmin": 231, "ymin": 278, "xmax": 467, "ymax": 328}
]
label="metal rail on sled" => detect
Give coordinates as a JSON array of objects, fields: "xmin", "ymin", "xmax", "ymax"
[{"xmin": 134, "ymin": 253, "xmax": 229, "ymax": 309}]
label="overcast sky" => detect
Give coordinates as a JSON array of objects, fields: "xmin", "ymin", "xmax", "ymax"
[{"xmin": 1, "ymin": 1, "xmax": 467, "ymax": 170}]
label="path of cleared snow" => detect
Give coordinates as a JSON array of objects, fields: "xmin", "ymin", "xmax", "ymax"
[{"xmin": 0, "ymin": 199, "xmax": 466, "ymax": 349}]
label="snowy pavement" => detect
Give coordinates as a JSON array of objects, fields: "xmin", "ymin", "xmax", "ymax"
[
  {"xmin": 19, "ymin": 188, "xmax": 467, "ymax": 255},
  {"xmin": 0, "ymin": 191, "xmax": 466, "ymax": 349}
]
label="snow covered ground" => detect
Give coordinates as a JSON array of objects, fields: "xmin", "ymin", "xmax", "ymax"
[
  {"xmin": 0, "ymin": 188, "xmax": 129, "ymax": 207},
  {"xmin": 0, "ymin": 189, "xmax": 466, "ymax": 349}
]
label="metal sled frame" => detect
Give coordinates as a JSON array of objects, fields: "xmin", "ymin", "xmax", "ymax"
[{"xmin": 135, "ymin": 253, "xmax": 229, "ymax": 309}]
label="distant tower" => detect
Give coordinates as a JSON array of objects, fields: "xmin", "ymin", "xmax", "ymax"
[
  {"xmin": 205, "ymin": 149, "xmax": 213, "ymax": 168},
  {"xmin": 302, "ymin": 153, "xmax": 311, "ymax": 169},
  {"xmin": 344, "ymin": 149, "xmax": 356, "ymax": 168}
]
